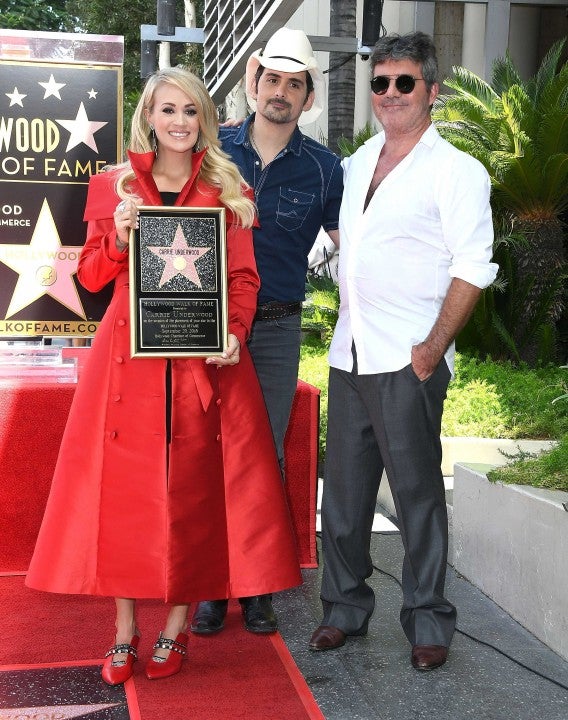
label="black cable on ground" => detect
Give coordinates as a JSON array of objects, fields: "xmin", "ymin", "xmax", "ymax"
[
  {"xmin": 371, "ymin": 562, "xmax": 568, "ymax": 693},
  {"xmin": 314, "ymin": 529, "xmax": 568, "ymax": 691}
]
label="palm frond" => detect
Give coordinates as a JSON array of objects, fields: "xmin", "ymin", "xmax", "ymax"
[
  {"xmin": 505, "ymin": 84, "xmax": 540, "ymax": 145},
  {"xmin": 535, "ymin": 99, "xmax": 568, "ymax": 158},
  {"xmin": 435, "ymin": 126, "xmax": 493, "ymax": 169},
  {"xmin": 442, "ymin": 66, "xmax": 500, "ymax": 112},
  {"xmin": 490, "ymin": 310, "xmax": 521, "ymax": 361},
  {"xmin": 491, "ymin": 52, "xmax": 523, "ymax": 95},
  {"xmin": 533, "ymin": 38, "xmax": 567, "ymax": 102},
  {"xmin": 539, "ymin": 154, "xmax": 568, "ymax": 214},
  {"xmin": 428, "ymin": 47, "xmax": 565, "ymax": 365},
  {"xmin": 536, "ymin": 66, "xmax": 568, "ymax": 116},
  {"xmin": 336, "ymin": 122, "xmax": 377, "ymax": 158}
]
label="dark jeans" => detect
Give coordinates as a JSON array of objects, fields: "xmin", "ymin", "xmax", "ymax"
[{"xmin": 247, "ymin": 313, "xmax": 302, "ymax": 478}]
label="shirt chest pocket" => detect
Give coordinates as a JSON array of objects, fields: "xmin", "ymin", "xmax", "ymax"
[{"xmin": 276, "ymin": 188, "xmax": 314, "ymax": 231}]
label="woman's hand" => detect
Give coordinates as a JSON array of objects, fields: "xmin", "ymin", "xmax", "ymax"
[
  {"xmin": 114, "ymin": 199, "xmax": 140, "ymax": 252},
  {"xmin": 205, "ymin": 334, "xmax": 241, "ymax": 367}
]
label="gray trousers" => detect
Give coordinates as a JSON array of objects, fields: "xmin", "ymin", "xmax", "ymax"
[{"xmin": 320, "ymin": 352, "xmax": 456, "ymax": 647}]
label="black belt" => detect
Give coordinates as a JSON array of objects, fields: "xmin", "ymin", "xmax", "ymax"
[{"xmin": 254, "ymin": 301, "xmax": 302, "ymax": 321}]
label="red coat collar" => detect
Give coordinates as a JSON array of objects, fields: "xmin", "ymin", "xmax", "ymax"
[
  {"xmin": 127, "ymin": 149, "xmax": 208, "ymax": 206},
  {"xmin": 84, "ymin": 148, "xmax": 231, "ymax": 222}
]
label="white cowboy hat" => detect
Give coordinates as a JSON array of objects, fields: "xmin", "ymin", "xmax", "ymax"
[{"xmin": 245, "ymin": 27, "xmax": 325, "ymax": 125}]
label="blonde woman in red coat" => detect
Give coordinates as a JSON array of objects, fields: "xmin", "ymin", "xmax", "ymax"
[{"xmin": 26, "ymin": 67, "xmax": 302, "ymax": 685}]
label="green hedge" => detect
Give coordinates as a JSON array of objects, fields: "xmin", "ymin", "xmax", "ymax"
[
  {"xmin": 299, "ymin": 348, "xmax": 567, "ymax": 459},
  {"xmin": 487, "ymin": 434, "xmax": 568, "ymax": 491}
]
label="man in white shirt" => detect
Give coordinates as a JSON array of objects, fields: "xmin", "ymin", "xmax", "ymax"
[{"xmin": 309, "ymin": 31, "xmax": 498, "ymax": 670}]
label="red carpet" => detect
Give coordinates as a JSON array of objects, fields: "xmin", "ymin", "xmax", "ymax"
[{"xmin": 1, "ymin": 576, "xmax": 324, "ymax": 719}]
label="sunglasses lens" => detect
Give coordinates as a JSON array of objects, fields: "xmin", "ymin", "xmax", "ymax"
[
  {"xmin": 371, "ymin": 75, "xmax": 418, "ymax": 95},
  {"xmin": 370, "ymin": 76, "xmax": 389, "ymax": 95},
  {"xmin": 396, "ymin": 75, "xmax": 416, "ymax": 94}
]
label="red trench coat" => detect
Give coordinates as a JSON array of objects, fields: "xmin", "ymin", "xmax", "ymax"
[{"xmin": 26, "ymin": 151, "xmax": 302, "ymax": 603}]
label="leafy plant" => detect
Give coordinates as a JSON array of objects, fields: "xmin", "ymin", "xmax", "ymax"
[
  {"xmin": 1, "ymin": 0, "xmax": 75, "ymax": 31},
  {"xmin": 433, "ymin": 39, "xmax": 568, "ymax": 365},
  {"xmin": 301, "ymin": 275, "xmax": 339, "ymax": 344},
  {"xmin": 445, "ymin": 354, "xmax": 568, "ymax": 439},
  {"xmin": 299, "ymin": 341, "xmax": 331, "ymax": 459},
  {"xmin": 551, "ymin": 365, "xmax": 568, "ymax": 405},
  {"xmin": 298, "ymin": 346, "xmax": 568, "ymax": 460},
  {"xmin": 456, "ymin": 217, "xmax": 524, "ymax": 361},
  {"xmin": 442, "ymin": 378, "xmax": 508, "ymax": 438},
  {"xmin": 487, "ymin": 434, "xmax": 568, "ymax": 491},
  {"xmin": 336, "ymin": 122, "xmax": 377, "ymax": 158}
]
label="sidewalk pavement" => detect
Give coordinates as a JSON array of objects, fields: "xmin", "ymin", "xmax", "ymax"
[{"xmin": 274, "ymin": 485, "xmax": 568, "ymax": 720}]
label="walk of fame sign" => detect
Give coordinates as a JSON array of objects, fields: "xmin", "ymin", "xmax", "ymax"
[
  {"xmin": 129, "ymin": 207, "xmax": 228, "ymax": 357},
  {"xmin": 0, "ymin": 29, "xmax": 123, "ymax": 338}
]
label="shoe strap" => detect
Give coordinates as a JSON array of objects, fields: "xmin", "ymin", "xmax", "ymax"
[
  {"xmin": 153, "ymin": 636, "xmax": 187, "ymax": 655},
  {"xmin": 105, "ymin": 642, "xmax": 138, "ymax": 659}
]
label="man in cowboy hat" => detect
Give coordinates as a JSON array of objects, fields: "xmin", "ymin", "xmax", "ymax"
[{"xmin": 190, "ymin": 27, "xmax": 343, "ymax": 636}]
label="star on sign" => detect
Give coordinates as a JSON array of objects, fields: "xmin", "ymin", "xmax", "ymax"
[
  {"xmin": 0, "ymin": 198, "xmax": 86, "ymax": 318},
  {"xmin": 1, "ymin": 704, "xmax": 121, "ymax": 719},
  {"xmin": 88, "ymin": 88, "xmax": 98, "ymax": 99},
  {"xmin": 6, "ymin": 86, "xmax": 26, "ymax": 107},
  {"xmin": 56, "ymin": 102, "xmax": 108, "ymax": 152},
  {"xmin": 39, "ymin": 73, "xmax": 66, "ymax": 99},
  {"xmin": 149, "ymin": 223, "xmax": 211, "ymax": 288}
]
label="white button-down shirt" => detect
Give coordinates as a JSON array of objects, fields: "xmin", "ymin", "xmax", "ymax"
[{"xmin": 329, "ymin": 124, "xmax": 498, "ymax": 376}]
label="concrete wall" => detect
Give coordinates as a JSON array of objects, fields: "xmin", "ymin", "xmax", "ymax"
[
  {"xmin": 452, "ymin": 464, "xmax": 568, "ymax": 662},
  {"xmin": 435, "ymin": 2, "xmax": 464, "ymax": 91},
  {"xmin": 249, "ymin": 1, "xmax": 567, "ymax": 142},
  {"xmin": 377, "ymin": 437, "xmax": 557, "ymax": 513}
]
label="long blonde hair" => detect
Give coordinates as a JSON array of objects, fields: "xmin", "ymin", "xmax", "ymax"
[{"xmin": 117, "ymin": 67, "xmax": 255, "ymax": 228}]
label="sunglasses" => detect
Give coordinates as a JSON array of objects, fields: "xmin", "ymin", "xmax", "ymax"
[{"xmin": 370, "ymin": 75, "xmax": 425, "ymax": 95}]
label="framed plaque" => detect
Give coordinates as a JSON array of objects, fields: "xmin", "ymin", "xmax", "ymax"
[{"xmin": 129, "ymin": 206, "xmax": 227, "ymax": 357}]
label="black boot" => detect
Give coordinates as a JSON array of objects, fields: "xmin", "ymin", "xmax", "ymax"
[
  {"xmin": 190, "ymin": 599, "xmax": 228, "ymax": 634},
  {"xmin": 240, "ymin": 595, "xmax": 277, "ymax": 634}
]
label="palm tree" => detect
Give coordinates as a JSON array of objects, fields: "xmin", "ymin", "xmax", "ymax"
[
  {"xmin": 327, "ymin": 0, "xmax": 357, "ymax": 153},
  {"xmin": 433, "ymin": 39, "xmax": 568, "ymax": 365}
]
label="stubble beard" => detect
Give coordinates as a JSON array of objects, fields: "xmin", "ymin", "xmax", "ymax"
[{"xmin": 261, "ymin": 99, "xmax": 296, "ymax": 125}]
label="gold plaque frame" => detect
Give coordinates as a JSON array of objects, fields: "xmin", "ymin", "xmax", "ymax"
[{"xmin": 129, "ymin": 206, "xmax": 227, "ymax": 357}]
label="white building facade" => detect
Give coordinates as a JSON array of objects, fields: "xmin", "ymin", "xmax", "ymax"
[{"xmin": 202, "ymin": 0, "xmax": 567, "ymax": 143}]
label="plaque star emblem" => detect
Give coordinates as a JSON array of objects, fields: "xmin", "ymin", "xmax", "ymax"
[
  {"xmin": 5, "ymin": 86, "xmax": 26, "ymax": 107},
  {"xmin": 38, "ymin": 73, "xmax": 66, "ymax": 99},
  {"xmin": 88, "ymin": 88, "xmax": 98, "ymax": 99},
  {"xmin": 0, "ymin": 198, "xmax": 86, "ymax": 318},
  {"xmin": 149, "ymin": 223, "xmax": 211, "ymax": 288},
  {"xmin": 56, "ymin": 102, "xmax": 108, "ymax": 152},
  {"xmin": 0, "ymin": 704, "xmax": 120, "ymax": 718}
]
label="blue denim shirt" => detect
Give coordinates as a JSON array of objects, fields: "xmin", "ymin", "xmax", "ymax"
[{"xmin": 220, "ymin": 115, "xmax": 343, "ymax": 305}]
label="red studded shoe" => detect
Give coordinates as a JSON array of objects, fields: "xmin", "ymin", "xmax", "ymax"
[
  {"xmin": 101, "ymin": 634, "xmax": 140, "ymax": 685},
  {"xmin": 145, "ymin": 632, "xmax": 188, "ymax": 680}
]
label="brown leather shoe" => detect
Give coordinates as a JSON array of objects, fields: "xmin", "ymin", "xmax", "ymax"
[
  {"xmin": 309, "ymin": 625, "xmax": 346, "ymax": 651},
  {"xmin": 411, "ymin": 644, "xmax": 448, "ymax": 670}
]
